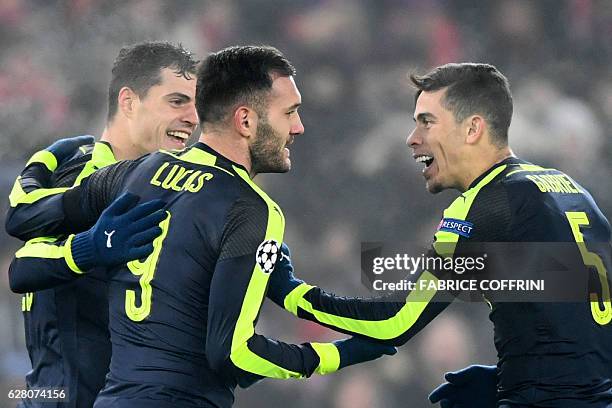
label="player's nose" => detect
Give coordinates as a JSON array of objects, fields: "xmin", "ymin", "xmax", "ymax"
[
  {"xmin": 181, "ymin": 106, "xmax": 198, "ymax": 130},
  {"xmin": 291, "ymin": 112, "xmax": 305, "ymax": 136},
  {"xmin": 406, "ymin": 127, "xmax": 420, "ymax": 147}
]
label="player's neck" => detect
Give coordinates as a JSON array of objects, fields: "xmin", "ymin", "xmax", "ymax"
[
  {"xmin": 460, "ymin": 146, "xmax": 514, "ymax": 191},
  {"xmin": 100, "ymin": 121, "xmax": 142, "ymax": 161},
  {"xmin": 199, "ymin": 132, "xmax": 253, "ymax": 177}
]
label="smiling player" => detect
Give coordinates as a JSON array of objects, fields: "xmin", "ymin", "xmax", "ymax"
[{"xmin": 6, "ymin": 41, "xmax": 198, "ymax": 408}]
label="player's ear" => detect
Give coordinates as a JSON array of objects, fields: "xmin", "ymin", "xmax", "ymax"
[
  {"xmin": 118, "ymin": 87, "xmax": 138, "ymax": 118},
  {"xmin": 465, "ymin": 115, "xmax": 485, "ymax": 145},
  {"xmin": 233, "ymin": 106, "xmax": 257, "ymax": 139}
]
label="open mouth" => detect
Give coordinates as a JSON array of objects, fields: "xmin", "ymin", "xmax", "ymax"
[
  {"xmin": 415, "ymin": 154, "xmax": 434, "ymax": 169},
  {"xmin": 166, "ymin": 130, "xmax": 190, "ymax": 145}
]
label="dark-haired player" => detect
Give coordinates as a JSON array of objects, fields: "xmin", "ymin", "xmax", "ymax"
[
  {"xmin": 7, "ymin": 45, "xmax": 395, "ymax": 408},
  {"xmin": 13, "ymin": 56, "xmax": 611, "ymax": 406},
  {"xmin": 269, "ymin": 63, "xmax": 612, "ymax": 407},
  {"xmin": 6, "ymin": 41, "xmax": 198, "ymax": 408},
  {"xmin": 408, "ymin": 64, "xmax": 612, "ymax": 407}
]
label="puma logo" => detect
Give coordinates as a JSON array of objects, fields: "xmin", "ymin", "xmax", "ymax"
[{"xmin": 104, "ymin": 230, "xmax": 115, "ymax": 248}]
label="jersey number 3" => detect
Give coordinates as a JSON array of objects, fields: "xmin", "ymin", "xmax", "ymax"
[
  {"xmin": 566, "ymin": 211, "xmax": 611, "ymax": 325},
  {"xmin": 125, "ymin": 212, "xmax": 171, "ymax": 322}
]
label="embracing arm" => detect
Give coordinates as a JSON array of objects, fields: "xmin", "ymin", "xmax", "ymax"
[
  {"xmin": 5, "ymin": 136, "xmax": 94, "ymax": 240},
  {"xmin": 7, "ymin": 158, "xmax": 164, "ymax": 293},
  {"xmin": 8, "ymin": 193, "xmax": 165, "ymax": 293}
]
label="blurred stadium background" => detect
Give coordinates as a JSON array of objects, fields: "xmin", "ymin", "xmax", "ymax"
[{"xmin": 0, "ymin": 1, "xmax": 611, "ymax": 407}]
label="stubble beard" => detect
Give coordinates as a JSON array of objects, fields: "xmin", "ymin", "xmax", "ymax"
[{"xmin": 250, "ymin": 118, "xmax": 289, "ymax": 175}]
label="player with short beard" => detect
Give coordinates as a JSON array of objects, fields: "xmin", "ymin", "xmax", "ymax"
[{"xmin": 7, "ymin": 45, "xmax": 396, "ymax": 408}]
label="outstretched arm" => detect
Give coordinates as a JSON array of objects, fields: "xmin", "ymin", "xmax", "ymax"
[{"xmin": 267, "ymin": 243, "xmax": 453, "ymax": 347}]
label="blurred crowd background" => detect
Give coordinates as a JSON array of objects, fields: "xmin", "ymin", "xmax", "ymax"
[{"xmin": 1, "ymin": 0, "xmax": 611, "ymax": 407}]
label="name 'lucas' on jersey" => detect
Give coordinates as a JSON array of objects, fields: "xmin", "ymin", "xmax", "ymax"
[{"xmin": 149, "ymin": 162, "xmax": 214, "ymax": 193}]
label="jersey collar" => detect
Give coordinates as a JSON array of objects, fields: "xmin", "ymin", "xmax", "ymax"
[
  {"xmin": 192, "ymin": 142, "xmax": 249, "ymax": 174},
  {"xmin": 466, "ymin": 156, "xmax": 528, "ymax": 190},
  {"xmin": 91, "ymin": 141, "xmax": 117, "ymax": 167}
]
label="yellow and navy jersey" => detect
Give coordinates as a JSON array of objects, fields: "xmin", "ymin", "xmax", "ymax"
[
  {"xmin": 460, "ymin": 158, "xmax": 612, "ymax": 407},
  {"xmin": 11, "ymin": 147, "xmax": 612, "ymax": 406},
  {"xmin": 272, "ymin": 157, "xmax": 612, "ymax": 407},
  {"xmin": 41, "ymin": 142, "xmax": 345, "ymax": 408},
  {"xmin": 6, "ymin": 140, "xmax": 116, "ymax": 408}
]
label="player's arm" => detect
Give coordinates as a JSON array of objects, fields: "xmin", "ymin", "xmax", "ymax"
[
  {"xmin": 267, "ymin": 244, "xmax": 452, "ymax": 347},
  {"xmin": 267, "ymin": 174, "xmax": 518, "ymax": 347},
  {"xmin": 6, "ymin": 136, "xmax": 93, "ymax": 240},
  {"xmin": 8, "ymin": 158, "xmax": 142, "ymax": 239},
  {"xmin": 206, "ymin": 198, "xmax": 395, "ymax": 388},
  {"xmin": 8, "ymin": 193, "xmax": 165, "ymax": 293},
  {"xmin": 6, "ymin": 136, "xmax": 98, "ymax": 292},
  {"xmin": 5, "ymin": 138, "xmax": 164, "ymax": 294},
  {"xmin": 9, "ymin": 235, "xmax": 88, "ymax": 293}
]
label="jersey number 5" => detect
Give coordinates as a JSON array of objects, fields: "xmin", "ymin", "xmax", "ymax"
[
  {"xmin": 566, "ymin": 211, "xmax": 611, "ymax": 325},
  {"xmin": 125, "ymin": 212, "xmax": 171, "ymax": 322}
]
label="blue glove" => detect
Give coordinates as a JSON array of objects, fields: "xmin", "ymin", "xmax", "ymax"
[
  {"xmin": 46, "ymin": 135, "xmax": 95, "ymax": 164},
  {"xmin": 268, "ymin": 243, "xmax": 305, "ymax": 306},
  {"xmin": 333, "ymin": 337, "xmax": 397, "ymax": 369},
  {"xmin": 429, "ymin": 364, "xmax": 497, "ymax": 408},
  {"xmin": 70, "ymin": 192, "xmax": 167, "ymax": 271}
]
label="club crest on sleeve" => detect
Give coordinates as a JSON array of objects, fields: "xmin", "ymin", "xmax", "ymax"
[{"xmin": 255, "ymin": 239, "xmax": 280, "ymax": 273}]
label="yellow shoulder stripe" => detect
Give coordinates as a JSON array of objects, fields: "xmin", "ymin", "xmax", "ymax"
[
  {"xmin": 160, "ymin": 148, "xmax": 234, "ymax": 177},
  {"xmin": 228, "ymin": 166, "xmax": 303, "ymax": 378}
]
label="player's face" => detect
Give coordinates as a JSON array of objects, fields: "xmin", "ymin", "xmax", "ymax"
[
  {"xmin": 130, "ymin": 68, "xmax": 197, "ymax": 154},
  {"xmin": 407, "ymin": 88, "xmax": 466, "ymax": 193},
  {"xmin": 249, "ymin": 75, "xmax": 304, "ymax": 174}
]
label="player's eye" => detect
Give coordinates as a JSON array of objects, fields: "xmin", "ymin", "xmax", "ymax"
[
  {"xmin": 421, "ymin": 119, "xmax": 433, "ymax": 128},
  {"xmin": 169, "ymin": 99, "xmax": 183, "ymax": 107}
]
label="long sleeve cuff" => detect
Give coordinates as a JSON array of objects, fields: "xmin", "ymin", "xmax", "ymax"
[
  {"xmin": 66, "ymin": 233, "xmax": 92, "ymax": 273},
  {"xmin": 309, "ymin": 343, "xmax": 340, "ymax": 375}
]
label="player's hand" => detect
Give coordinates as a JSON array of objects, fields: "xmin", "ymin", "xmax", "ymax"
[
  {"xmin": 333, "ymin": 337, "xmax": 397, "ymax": 369},
  {"xmin": 46, "ymin": 135, "xmax": 95, "ymax": 165},
  {"xmin": 267, "ymin": 243, "xmax": 304, "ymax": 306},
  {"xmin": 428, "ymin": 364, "xmax": 497, "ymax": 408},
  {"xmin": 70, "ymin": 192, "xmax": 167, "ymax": 271}
]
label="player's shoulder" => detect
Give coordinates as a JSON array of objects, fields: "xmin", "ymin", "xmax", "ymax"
[
  {"xmin": 227, "ymin": 168, "xmax": 282, "ymax": 225},
  {"xmin": 496, "ymin": 159, "xmax": 582, "ymax": 201},
  {"xmin": 55, "ymin": 139, "xmax": 96, "ymax": 170},
  {"xmin": 52, "ymin": 138, "xmax": 98, "ymax": 187},
  {"xmin": 54, "ymin": 139, "xmax": 118, "ymax": 173},
  {"xmin": 152, "ymin": 145, "xmax": 242, "ymax": 183},
  {"xmin": 145, "ymin": 144, "xmax": 275, "ymax": 213},
  {"xmin": 453, "ymin": 159, "xmax": 541, "ymax": 230},
  {"xmin": 232, "ymin": 177, "xmax": 278, "ymax": 217}
]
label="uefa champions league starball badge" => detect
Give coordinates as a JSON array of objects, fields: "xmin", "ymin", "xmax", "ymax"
[{"xmin": 256, "ymin": 240, "xmax": 280, "ymax": 273}]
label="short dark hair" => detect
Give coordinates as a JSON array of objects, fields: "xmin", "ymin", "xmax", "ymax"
[
  {"xmin": 108, "ymin": 41, "xmax": 198, "ymax": 121},
  {"xmin": 196, "ymin": 45, "xmax": 296, "ymax": 126},
  {"xmin": 410, "ymin": 63, "xmax": 513, "ymax": 146}
]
